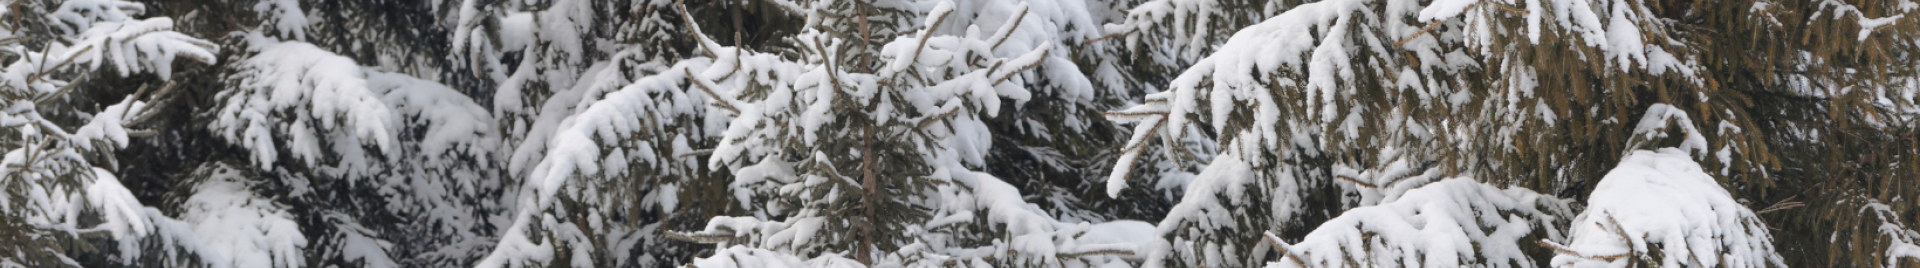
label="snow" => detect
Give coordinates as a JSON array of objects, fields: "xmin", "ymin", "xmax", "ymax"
[
  {"xmin": 85, "ymin": 168, "xmax": 153, "ymax": 260},
  {"xmin": 39, "ymin": 0, "xmax": 218, "ymax": 80},
  {"xmin": 647, "ymin": 2, "xmax": 1155, "ymax": 263},
  {"xmin": 1860, "ymin": 199, "xmax": 1920, "ymax": 267},
  {"xmin": 1548, "ymin": 149, "xmax": 1784, "ymax": 268},
  {"xmin": 4, "ymin": 0, "xmax": 1887, "ymax": 267},
  {"xmin": 1140, "ymin": 149, "xmax": 1315, "ymax": 268},
  {"xmin": 1418, "ymin": 0, "xmax": 1478, "ymax": 22},
  {"xmin": 1268, "ymin": 178, "xmax": 1575, "ymax": 268},
  {"xmin": 177, "ymin": 163, "xmax": 308, "ymax": 268},
  {"xmin": 480, "ymin": 46, "xmax": 728, "ymax": 268},
  {"xmin": 691, "ymin": 246, "xmax": 812, "ymax": 268},
  {"xmin": 0, "ymin": 1, "xmax": 237, "ymax": 266},
  {"xmin": 252, "ymin": 0, "xmax": 308, "ymax": 40},
  {"xmin": 1629, "ymin": 104, "xmax": 1711, "ymax": 159},
  {"xmin": 215, "ymin": 37, "xmax": 395, "ymax": 173},
  {"xmin": 366, "ymin": 71, "xmax": 497, "ymax": 166},
  {"xmin": 330, "ymin": 222, "xmax": 400, "ymax": 268}
]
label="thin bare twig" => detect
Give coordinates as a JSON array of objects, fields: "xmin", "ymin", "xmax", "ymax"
[
  {"xmin": 991, "ymin": 49, "xmax": 1048, "ymax": 86},
  {"xmin": 685, "ymin": 68, "xmax": 741, "ymax": 115},
  {"xmin": 33, "ymin": 73, "xmax": 88, "ymax": 105},
  {"xmin": 1263, "ymin": 231, "xmax": 1310, "ymax": 267}
]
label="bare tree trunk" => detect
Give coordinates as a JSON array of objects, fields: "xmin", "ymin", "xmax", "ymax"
[
  {"xmin": 856, "ymin": 1, "xmax": 878, "ymax": 265},
  {"xmin": 858, "ymin": 124, "xmax": 878, "ymax": 266}
]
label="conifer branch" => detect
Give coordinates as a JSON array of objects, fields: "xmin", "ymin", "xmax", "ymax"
[
  {"xmin": 664, "ymin": 229, "xmax": 738, "ymax": 244},
  {"xmin": 677, "ymin": 0, "xmax": 719, "ymax": 58},
  {"xmin": 685, "ymin": 68, "xmax": 741, "ymax": 115},
  {"xmin": 1263, "ymin": 231, "xmax": 1309, "ymax": 268},
  {"xmin": 1101, "ymin": 110, "xmax": 1166, "ymax": 120},
  {"xmin": 675, "ymin": 149, "xmax": 715, "ymax": 158},
  {"xmin": 914, "ymin": 103, "xmax": 964, "ymax": 132},
  {"xmin": 1084, "ymin": 32, "xmax": 1127, "ymax": 45},
  {"xmin": 1106, "ymin": 117, "xmax": 1164, "ymax": 190},
  {"xmin": 126, "ymin": 81, "xmax": 181, "ymax": 126},
  {"xmin": 1055, "ymin": 248, "xmax": 1136, "ymax": 259},
  {"xmin": 27, "ymin": 45, "xmax": 92, "ymax": 85},
  {"xmin": 902, "ymin": 7, "xmax": 953, "ymax": 70},
  {"xmin": 33, "ymin": 72, "xmax": 87, "ymax": 105},
  {"xmin": 1393, "ymin": 0, "xmax": 1525, "ymax": 48},
  {"xmin": 813, "ymin": 36, "xmax": 847, "ymax": 94},
  {"xmin": 125, "ymin": 128, "xmax": 158, "ymax": 138},
  {"xmin": 0, "ymin": 36, "xmax": 26, "ymax": 47},
  {"xmin": 1537, "ymin": 239, "xmax": 1628, "ymax": 260},
  {"xmin": 1334, "ymin": 175, "xmax": 1379, "ymax": 188},
  {"xmin": 1489, "ymin": 2, "xmax": 1528, "ymax": 15},
  {"xmin": 987, "ymin": 4, "xmax": 1029, "ymax": 51},
  {"xmin": 991, "ymin": 49, "xmax": 1048, "ymax": 86},
  {"xmin": 1394, "ymin": 7, "xmax": 1466, "ymax": 48},
  {"xmin": 1756, "ymin": 199, "xmax": 1804, "ymax": 214}
]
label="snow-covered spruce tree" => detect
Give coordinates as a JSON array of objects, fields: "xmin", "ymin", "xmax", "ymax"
[
  {"xmin": 1085, "ymin": 0, "xmax": 1920, "ymax": 266},
  {"xmin": 647, "ymin": 1, "xmax": 1145, "ymax": 267},
  {"xmin": 1731, "ymin": 0, "xmax": 1920, "ymax": 266},
  {"xmin": 465, "ymin": 0, "xmax": 1179, "ymax": 266},
  {"xmin": 188, "ymin": 1, "xmax": 506, "ymax": 266},
  {"xmin": 960, "ymin": 0, "xmax": 1180, "ymax": 224},
  {"xmin": 449, "ymin": 0, "xmax": 751, "ymax": 266},
  {"xmin": 0, "ymin": 0, "xmax": 226, "ymax": 266}
]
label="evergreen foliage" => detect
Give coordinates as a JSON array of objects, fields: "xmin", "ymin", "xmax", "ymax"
[{"xmin": 0, "ymin": 0, "xmax": 1916, "ymax": 267}]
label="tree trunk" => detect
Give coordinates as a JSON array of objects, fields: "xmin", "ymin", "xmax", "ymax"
[{"xmin": 858, "ymin": 124, "xmax": 878, "ymax": 266}]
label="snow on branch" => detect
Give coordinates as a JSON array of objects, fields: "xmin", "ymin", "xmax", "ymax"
[
  {"xmin": 1266, "ymin": 178, "xmax": 1575, "ymax": 268},
  {"xmin": 214, "ymin": 38, "xmax": 396, "ymax": 174},
  {"xmin": 1138, "ymin": 149, "xmax": 1332, "ymax": 268},
  {"xmin": 1547, "ymin": 149, "xmax": 1785, "ymax": 268},
  {"xmin": 1628, "ymin": 104, "xmax": 1710, "ymax": 157},
  {"xmin": 0, "ymin": 1, "xmax": 225, "ymax": 264},
  {"xmin": 1101, "ymin": 0, "xmax": 1729, "ymax": 197},
  {"xmin": 1862, "ymin": 198, "xmax": 1920, "ymax": 267},
  {"xmin": 477, "ymin": 55, "xmax": 722, "ymax": 268},
  {"xmin": 175, "ymin": 162, "xmax": 307, "ymax": 268},
  {"xmin": 42, "ymin": 0, "xmax": 220, "ymax": 80}
]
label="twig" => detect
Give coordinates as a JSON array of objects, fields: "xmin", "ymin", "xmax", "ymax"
[
  {"xmin": 812, "ymin": 36, "xmax": 847, "ymax": 94},
  {"xmin": 1536, "ymin": 239, "xmax": 1628, "ymax": 260},
  {"xmin": 1334, "ymin": 175, "xmax": 1379, "ymax": 188},
  {"xmin": 662, "ymin": 229, "xmax": 736, "ymax": 243},
  {"xmin": 1394, "ymin": 7, "xmax": 1464, "ymax": 48},
  {"xmin": 1392, "ymin": 0, "xmax": 1526, "ymax": 48},
  {"xmin": 125, "ymin": 128, "xmax": 158, "ymax": 138},
  {"xmin": 677, "ymin": 0, "xmax": 719, "ymax": 58},
  {"xmin": 33, "ymin": 73, "xmax": 88, "ymax": 105},
  {"xmin": 1083, "ymin": 32, "xmax": 1127, "ymax": 45},
  {"xmin": 903, "ymin": 7, "xmax": 955, "ymax": 69},
  {"xmin": 0, "ymin": 36, "xmax": 26, "ymax": 46},
  {"xmin": 1055, "ymin": 248, "xmax": 1137, "ymax": 259},
  {"xmin": 914, "ymin": 103, "xmax": 964, "ymax": 132},
  {"xmin": 1756, "ymin": 200, "xmax": 1805, "ymax": 214},
  {"xmin": 990, "ymin": 49, "xmax": 1048, "ymax": 86},
  {"xmin": 1110, "ymin": 117, "xmax": 1165, "ymax": 181},
  {"xmin": 675, "ymin": 149, "xmax": 715, "ymax": 158},
  {"xmin": 988, "ymin": 5, "xmax": 1029, "ymax": 51},
  {"xmin": 1263, "ymin": 231, "xmax": 1310, "ymax": 267},
  {"xmin": 684, "ymin": 68, "xmax": 741, "ymax": 115},
  {"xmin": 126, "ymin": 81, "xmax": 181, "ymax": 126},
  {"xmin": 26, "ymin": 45, "xmax": 93, "ymax": 84},
  {"xmin": 1489, "ymin": 2, "xmax": 1528, "ymax": 15}
]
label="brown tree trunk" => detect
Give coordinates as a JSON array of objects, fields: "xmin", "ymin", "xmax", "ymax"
[{"xmin": 857, "ymin": 124, "xmax": 877, "ymax": 266}]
